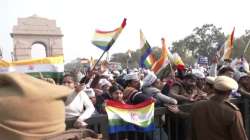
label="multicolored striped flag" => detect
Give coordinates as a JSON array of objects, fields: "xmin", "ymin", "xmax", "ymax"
[
  {"xmin": 139, "ymin": 30, "xmax": 156, "ymax": 68},
  {"xmin": 151, "ymin": 38, "xmax": 171, "ymax": 79},
  {"xmin": 92, "ymin": 18, "xmax": 127, "ymax": 51},
  {"xmin": 221, "ymin": 27, "xmax": 235, "ymax": 60},
  {"xmin": 172, "ymin": 53, "xmax": 185, "ymax": 70},
  {"xmin": 105, "ymin": 99, "xmax": 155, "ymax": 134},
  {"xmin": 0, "ymin": 56, "xmax": 64, "ymax": 79}
]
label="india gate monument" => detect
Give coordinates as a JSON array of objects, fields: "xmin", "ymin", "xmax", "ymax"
[{"xmin": 11, "ymin": 15, "xmax": 63, "ymax": 60}]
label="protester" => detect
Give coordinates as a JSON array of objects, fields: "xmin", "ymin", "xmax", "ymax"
[
  {"xmin": 99, "ymin": 78, "xmax": 112, "ymax": 99},
  {"xmin": 109, "ymin": 85, "xmax": 125, "ymax": 103},
  {"xmin": 190, "ymin": 76, "xmax": 248, "ymax": 140},
  {"xmin": 63, "ymin": 74, "xmax": 95, "ymax": 129},
  {"xmin": 84, "ymin": 88, "xmax": 102, "ymax": 115},
  {"xmin": 218, "ymin": 66, "xmax": 235, "ymax": 78},
  {"xmin": 142, "ymin": 71, "xmax": 178, "ymax": 106},
  {"xmin": 238, "ymin": 74, "xmax": 250, "ymax": 97},
  {"xmin": 123, "ymin": 72, "xmax": 150, "ymax": 104},
  {"xmin": 168, "ymin": 74, "xmax": 199, "ymax": 103}
]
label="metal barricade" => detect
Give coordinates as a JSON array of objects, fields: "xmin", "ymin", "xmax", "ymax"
[{"xmin": 85, "ymin": 98, "xmax": 250, "ymax": 140}]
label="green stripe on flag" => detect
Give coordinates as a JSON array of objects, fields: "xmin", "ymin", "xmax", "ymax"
[
  {"xmin": 109, "ymin": 118, "xmax": 154, "ymax": 127},
  {"xmin": 27, "ymin": 72, "xmax": 63, "ymax": 82}
]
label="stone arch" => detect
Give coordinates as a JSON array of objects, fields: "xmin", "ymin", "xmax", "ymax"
[
  {"xmin": 31, "ymin": 41, "xmax": 47, "ymax": 58},
  {"xmin": 11, "ymin": 15, "xmax": 64, "ymax": 60}
]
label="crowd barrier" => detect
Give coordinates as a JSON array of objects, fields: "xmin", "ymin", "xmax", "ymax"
[{"xmin": 85, "ymin": 98, "xmax": 250, "ymax": 140}]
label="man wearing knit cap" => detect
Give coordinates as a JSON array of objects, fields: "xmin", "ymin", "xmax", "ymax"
[
  {"xmin": 123, "ymin": 72, "xmax": 149, "ymax": 104},
  {"xmin": 190, "ymin": 76, "xmax": 248, "ymax": 140},
  {"xmin": 0, "ymin": 73, "xmax": 71, "ymax": 140}
]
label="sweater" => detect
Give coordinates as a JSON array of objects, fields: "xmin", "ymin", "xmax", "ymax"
[{"xmin": 65, "ymin": 90, "xmax": 95, "ymax": 122}]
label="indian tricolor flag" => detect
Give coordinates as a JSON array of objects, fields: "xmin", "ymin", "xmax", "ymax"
[
  {"xmin": 139, "ymin": 30, "xmax": 156, "ymax": 69},
  {"xmin": 0, "ymin": 56, "xmax": 64, "ymax": 79},
  {"xmin": 92, "ymin": 18, "xmax": 127, "ymax": 51},
  {"xmin": 105, "ymin": 99, "xmax": 155, "ymax": 134}
]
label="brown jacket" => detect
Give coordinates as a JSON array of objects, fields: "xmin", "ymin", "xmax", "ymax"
[{"xmin": 190, "ymin": 95, "xmax": 248, "ymax": 140}]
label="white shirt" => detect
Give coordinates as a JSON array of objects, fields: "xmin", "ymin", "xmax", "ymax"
[{"xmin": 65, "ymin": 90, "xmax": 95, "ymax": 122}]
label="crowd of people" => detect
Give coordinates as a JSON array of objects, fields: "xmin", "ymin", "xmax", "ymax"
[
  {"xmin": 60, "ymin": 56, "xmax": 250, "ymax": 140},
  {"xmin": 0, "ymin": 55, "xmax": 250, "ymax": 140}
]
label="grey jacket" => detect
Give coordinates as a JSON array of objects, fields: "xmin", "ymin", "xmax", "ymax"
[{"xmin": 142, "ymin": 86, "xmax": 177, "ymax": 105}]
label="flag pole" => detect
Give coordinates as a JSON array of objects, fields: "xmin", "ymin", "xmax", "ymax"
[
  {"xmin": 169, "ymin": 62, "xmax": 176, "ymax": 80},
  {"xmin": 91, "ymin": 50, "xmax": 106, "ymax": 71},
  {"xmin": 243, "ymin": 39, "xmax": 250, "ymax": 56}
]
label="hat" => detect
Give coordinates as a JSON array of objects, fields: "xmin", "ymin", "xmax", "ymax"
[
  {"xmin": 113, "ymin": 70, "xmax": 120, "ymax": 77},
  {"xmin": 142, "ymin": 72, "xmax": 157, "ymax": 87},
  {"xmin": 192, "ymin": 69, "xmax": 205, "ymax": 79},
  {"xmin": 234, "ymin": 71, "xmax": 248, "ymax": 81},
  {"xmin": 0, "ymin": 73, "xmax": 71, "ymax": 140},
  {"xmin": 242, "ymin": 61, "xmax": 250, "ymax": 73},
  {"xmin": 205, "ymin": 76, "xmax": 216, "ymax": 85},
  {"xmin": 124, "ymin": 72, "xmax": 139, "ymax": 81},
  {"xmin": 98, "ymin": 78, "xmax": 112, "ymax": 88},
  {"xmin": 214, "ymin": 76, "xmax": 238, "ymax": 91},
  {"xmin": 84, "ymin": 88, "xmax": 95, "ymax": 98},
  {"xmin": 133, "ymin": 68, "xmax": 139, "ymax": 72},
  {"xmin": 123, "ymin": 87, "xmax": 138, "ymax": 101}
]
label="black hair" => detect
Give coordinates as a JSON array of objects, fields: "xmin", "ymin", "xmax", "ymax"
[
  {"xmin": 109, "ymin": 85, "xmax": 123, "ymax": 94},
  {"xmin": 63, "ymin": 74, "xmax": 73, "ymax": 79},
  {"xmin": 124, "ymin": 80, "xmax": 133, "ymax": 88},
  {"xmin": 205, "ymin": 82, "xmax": 213, "ymax": 89},
  {"xmin": 218, "ymin": 66, "xmax": 234, "ymax": 76},
  {"xmin": 80, "ymin": 76, "xmax": 90, "ymax": 84}
]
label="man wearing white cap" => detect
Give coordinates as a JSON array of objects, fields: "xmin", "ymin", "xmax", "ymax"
[
  {"xmin": 190, "ymin": 76, "xmax": 248, "ymax": 140},
  {"xmin": 142, "ymin": 71, "xmax": 178, "ymax": 105}
]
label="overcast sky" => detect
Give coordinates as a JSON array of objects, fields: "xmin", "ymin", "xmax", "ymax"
[{"xmin": 1, "ymin": 0, "xmax": 250, "ymax": 62}]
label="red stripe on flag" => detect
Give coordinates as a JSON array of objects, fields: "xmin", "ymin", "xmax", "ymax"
[
  {"xmin": 230, "ymin": 27, "xmax": 235, "ymax": 47},
  {"xmin": 106, "ymin": 99, "xmax": 154, "ymax": 109},
  {"xmin": 95, "ymin": 18, "xmax": 126, "ymax": 34}
]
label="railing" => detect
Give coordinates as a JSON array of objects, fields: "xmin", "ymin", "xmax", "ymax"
[{"xmin": 85, "ymin": 98, "xmax": 250, "ymax": 140}]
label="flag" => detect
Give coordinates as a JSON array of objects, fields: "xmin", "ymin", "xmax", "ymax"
[
  {"xmin": 139, "ymin": 30, "xmax": 156, "ymax": 68},
  {"xmin": 151, "ymin": 38, "xmax": 171, "ymax": 79},
  {"xmin": 221, "ymin": 27, "xmax": 235, "ymax": 60},
  {"xmin": 0, "ymin": 56, "xmax": 64, "ymax": 79},
  {"xmin": 105, "ymin": 99, "xmax": 155, "ymax": 134},
  {"xmin": 92, "ymin": 18, "xmax": 127, "ymax": 51},
  {"xmin": 172, "ymin": 53, "xmax": 185, "ymax": 68}
]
